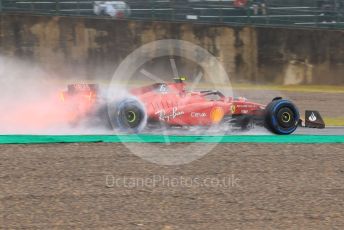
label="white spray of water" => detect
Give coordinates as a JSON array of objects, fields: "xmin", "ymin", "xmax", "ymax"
[{"xmin": 0, "ymin": 56, "xmax": 112, "ymax": 134}]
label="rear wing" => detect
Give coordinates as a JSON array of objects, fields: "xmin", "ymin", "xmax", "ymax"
[
  {"xmin": 67, "ymin": 84, "xmax": 99, "ymax": 94},
  {"xmin": 60, "ymin": 84, "xmax": 99, "ymax": 102}
]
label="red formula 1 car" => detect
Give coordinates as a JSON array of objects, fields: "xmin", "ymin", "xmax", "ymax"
[{"xmin": 61, "ymin": 78, "xmax": 325, "ymax": 135}]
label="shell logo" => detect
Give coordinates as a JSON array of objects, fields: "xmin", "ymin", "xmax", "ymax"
[{"xmin": 210, "ymin": 107, "xmax": 225, "ymax": 124}]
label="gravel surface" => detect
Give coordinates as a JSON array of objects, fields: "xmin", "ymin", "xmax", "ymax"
[{"xmin": 1, "ymin": 143, "xmax": 344, "ymax": 229}]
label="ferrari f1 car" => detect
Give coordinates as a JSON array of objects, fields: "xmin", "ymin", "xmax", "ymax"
[{"xmin": 60, "ymin": 78, "xmax": 325, "ymax": 135}]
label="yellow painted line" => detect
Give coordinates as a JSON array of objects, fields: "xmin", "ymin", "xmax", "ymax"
[
  {"xmin": 71, "ymin": 80, "xmax": 344, "ymax": 94},
  {"xmin": 324, "ymin": 117, "xmax": 344, "ymax": 126},
  {"xmin": 232, "ymin": 84, "xmax": 344, "ymax": 94}
]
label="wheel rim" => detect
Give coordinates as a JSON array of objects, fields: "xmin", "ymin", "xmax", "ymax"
[
  {"xmin": 281, "ymin": 112, "xmax": 291, "ymax": 123},
  {"xmin": 117, "ymin": 102, "xmax": 144, "ymax": 129},
  {"xmin": 126, "ymin": 111, "xmax": 136, "ymax": 123},
  {"xmin": 277, "ymin": 107, "xmax": 295, "ymax": 128}
]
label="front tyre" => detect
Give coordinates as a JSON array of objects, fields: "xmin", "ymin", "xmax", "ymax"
[{"xmin": 265, "ymin": 99, "xmax": 300, "ymax": 135}]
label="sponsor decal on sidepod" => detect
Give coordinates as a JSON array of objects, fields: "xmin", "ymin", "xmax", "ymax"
[
  {"xmin": 156, "ymin": 107, "xmax": 185, "ymax": 121},
  {"xmin": 191, "ymin": 112, "xmax": 207, "ymax": 118}
]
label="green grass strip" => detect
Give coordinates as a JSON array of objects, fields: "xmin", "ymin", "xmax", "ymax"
[{"xmin": 0, "ymin": 135, "xmax": 343, "ymax": 144}]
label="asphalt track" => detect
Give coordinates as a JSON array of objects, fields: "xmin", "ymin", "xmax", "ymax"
[
  {"xmin": 143, "ymin": 126, "xmax": 344, "ymax": 136},
  {"xmin": 295, "ymin": 126, "xmax": 344, "ymax": 135}
]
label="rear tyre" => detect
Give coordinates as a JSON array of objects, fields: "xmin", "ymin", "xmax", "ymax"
[
  {"xmin": 109, "ymin": 99, "xmax": 146, "ymax": 133},
  {"xmin": 265, "ymin": 99, "xmax": 299, "ymax": 135}
]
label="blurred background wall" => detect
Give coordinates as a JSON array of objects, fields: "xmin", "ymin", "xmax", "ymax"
[{"xmin": 0, "ymin": 14, "xmax": 343, "ymax": 84}]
